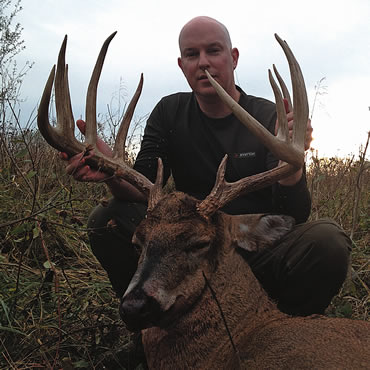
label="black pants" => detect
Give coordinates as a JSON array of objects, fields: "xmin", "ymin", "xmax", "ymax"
[{"xmin": 87, "ymin": 198, "xmax": 352, "ymax": 316}]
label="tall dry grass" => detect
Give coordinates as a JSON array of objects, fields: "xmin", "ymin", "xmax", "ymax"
[{"xmin": 0, "ymin": 124, "xmax": 369, "ymax": 369}]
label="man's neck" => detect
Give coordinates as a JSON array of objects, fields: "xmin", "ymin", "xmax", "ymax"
[{"xmin": 196, "ymin": 88, "xmax": 241, "ymax": 119}]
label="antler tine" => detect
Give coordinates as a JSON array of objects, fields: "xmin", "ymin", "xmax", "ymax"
[
  {"xmin": 113, "ymin": 73, "xmax": 144, "ymax": 160},
  {"xmin": 85, "ymin": 31, "xmax": 117, "ymax": 146},
  {"xmin": 197, "ymin": 155, "xmax": 228, "ymax": 216},
  {"xmin": 38, "ymin": 37, "xmax": 84, "ymax": 156},
  {"xmin": 197, "ymin": 155, "xmax": 296, "ymax": 217},
  {"xmin": 274, "ymin": 34, "xmax": 308, "ymax": 153},
  {"xmin": 64, "ymin": 64, "xmax": 75, "ymax": 134},
  {"xmin": 269, "ymin": 69, "xmax": 289, "ymax": 143},
  {"xmin": 38, "ymin": 65, "xmax": 60, "ymax": 149},
  {"xmin": 55, "ymin": 36, "xmax": 76, "ymax": 142},
  {"xmin": 147, "ymin": 158, "xmax": 164, "ymax": 212},
  {"xmin": 272, "ymin": 64, "xmax": 292, "ymax": 111}
]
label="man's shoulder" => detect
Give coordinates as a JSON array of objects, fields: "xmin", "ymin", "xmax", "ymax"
[
  {"xmin": 245, "ymin": 94, "xmax": 275, "ymax": 108},
  {"xmin": 147, "ymin": 92, "xmax": 195, "ymax": 131},
  {"xmin": 151, "ymin": 92, "xmax": 195, "ymax": 123},
  {"xmin": 239, "ymin": 88, "xmax": 275, "ymax": 110},
  {"xmin": 238, "ymin": 88, "xmax": 277, "ymax": 126}
]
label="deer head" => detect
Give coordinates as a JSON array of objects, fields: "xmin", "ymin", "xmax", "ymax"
[
  {"xmin": 120, "ymin": 192, "xmax": 295, "ymax": 331},
  {"xmin": 37, "ymin": 33, "xmax": 308, "ymax": 330}
]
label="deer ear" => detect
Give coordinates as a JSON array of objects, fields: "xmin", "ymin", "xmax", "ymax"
[{"xmin": 232, "ymin": 214, "xmax": 295, "ymax": 252}]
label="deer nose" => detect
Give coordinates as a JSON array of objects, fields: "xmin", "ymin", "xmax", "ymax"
[{"xmin": 120, "ymin": 288, "xmax": 162, "ymax": 331}]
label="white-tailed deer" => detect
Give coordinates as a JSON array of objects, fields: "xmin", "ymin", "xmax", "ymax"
[{"xmin": 38, "ymin": 33, "xmax": 370, "ymax": 369}]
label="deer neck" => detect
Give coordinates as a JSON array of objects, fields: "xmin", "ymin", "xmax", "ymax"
[{"xmin": 142, "ymin": 246, "xmax": 282, "ymax": 368}]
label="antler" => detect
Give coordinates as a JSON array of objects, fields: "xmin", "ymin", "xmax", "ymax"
[
  {"xmin": 197, "ymin": 34, "xmax": 309, "ymax": 217},
  {"xmin": 37, "ymin": 32, "xmax": 157, "ymax": 200}
]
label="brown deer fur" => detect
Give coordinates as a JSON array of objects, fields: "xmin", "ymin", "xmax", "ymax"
[{"xmin": 120, "ymin": 192, "xmax": 370, "ymax": 369}]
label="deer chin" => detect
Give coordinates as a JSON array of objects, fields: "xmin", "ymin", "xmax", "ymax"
[
  {"xmin": 155, "ymin": 282, "xmax": 209, "ymax": 329},
  {"xmin": 155, "ymin": 294, "xmax": 188, "ymax": 328},
  {"xmin": 120, "ymin": 294, "xmax": 187, "ymax": 332}
]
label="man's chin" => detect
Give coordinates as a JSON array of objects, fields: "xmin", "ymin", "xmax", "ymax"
[{"xmin": 194, "ymin": 86, "xmax": 220, "ymax": 99}]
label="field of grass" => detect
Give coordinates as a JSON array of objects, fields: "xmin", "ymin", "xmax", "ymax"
[{"xmin": 0, "ymin": 127, "xmax": 369, "ymax": 369}]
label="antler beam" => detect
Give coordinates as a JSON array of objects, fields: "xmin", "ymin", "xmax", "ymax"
[{"xmin": 198, "ymin": 34, "xmax": 309, "ymax": 217}]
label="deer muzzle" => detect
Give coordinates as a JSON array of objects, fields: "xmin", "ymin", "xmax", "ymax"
[
  {"xmin": 120, "ymin": 259, "xmax": 183, "ymax": 331},
  {"xmin": 120, "ymin": 288, "xmax": 163, "ymax": 331}
]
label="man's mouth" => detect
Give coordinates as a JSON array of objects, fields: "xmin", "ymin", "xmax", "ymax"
[{"xmin": 198, "ymin": 74, "xmax": 216, "ymax": 81}]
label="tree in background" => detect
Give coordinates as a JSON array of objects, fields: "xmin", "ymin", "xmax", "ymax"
[{"xmin": 0, "ymin": 0, "xmax": 32, "ymax": 130}]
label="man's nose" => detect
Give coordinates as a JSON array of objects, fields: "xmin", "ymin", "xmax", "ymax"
[{"xmin": 198, "ymin": 51, "xmax": 210, "ymax": 69}]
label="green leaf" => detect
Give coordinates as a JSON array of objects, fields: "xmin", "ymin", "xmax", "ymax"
[
  {"xmin": 11, "ymin": 223, "xmax": 27, "ymax": 235},
  {"xmin": 336, "ymin": 302, "xmax": 353, "ymax": 318},
  {"xmin": 13, "ymin": 237, "xmax": 25, "ymax": 243},
  {"xmin": 73, "ymin": 360, "xmax": 90, "ymax": 368},
  {"xmin": 43, "ymin": 261, "xmax": 55, "ymax": 269},
  {"xmin": 32, "ymin": 226, "xmax": 39, "ymax": 239},
  {"xmin": 26, "ymin": 170, "xmax": 37, "ymax": 179},
  {"xmin": 0, "ymin": 299, "xmax": 11, "ymax": 326},
  {"xmin": 15, "ymin": 148, "xmax": 28, "ymax": 158},
  {"xmin": 11, "ymin": 222, "xmax": 33, "ymax": 237},
  {"xmin": 0, "ymin": 326, "xmax": 28, "ymax": 336}
]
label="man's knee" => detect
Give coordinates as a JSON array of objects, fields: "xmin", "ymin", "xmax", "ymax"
[
  {"xmin": 302, "ymin": 219, "xmax": 352, "ymax": 269},
  {"xmin": 86, "ymin": 198, "xmax": 147, "ymax": 297},
  {"xmin": 87, "ymin": 198, "xmax": 147, "ymax": 244},
  {"xmin": 86, "ymin": 198, "xmax": 147, "ymax": 259},
  {"xmin": 87, "ymin": 198, "xmax": 146, "ymax": 230},
  {"xmin": 279, "ymin": 219, "xmax": 352, "ymax": 315},
  {"xmin": 253, "ymin": 218, "xmax": 352, "ymax": 316},
  {"xmin": 87, "ymin": 201, "xmax": 113, "ymax": 232}
]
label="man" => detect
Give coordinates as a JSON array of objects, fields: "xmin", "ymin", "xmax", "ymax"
[{"xmin": 63, "ymin": 16, "xmax": 351, "ymax": 316}]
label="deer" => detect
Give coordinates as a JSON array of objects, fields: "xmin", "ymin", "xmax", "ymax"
[{"xmin": 38, "ymin": 32, "xmax": 370, "ymax": 369}]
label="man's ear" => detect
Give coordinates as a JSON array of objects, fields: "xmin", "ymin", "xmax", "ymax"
[
  {"xmin": 231, "ymin": 47, "xmax": 239, "ymax": 70},
  {"xmin": 230, "ymin": 214, "xmax": 295, "ymax": 252},
  {"xmin": 178, "ymin": 57, "xmax": 183, "ymax": 71}
]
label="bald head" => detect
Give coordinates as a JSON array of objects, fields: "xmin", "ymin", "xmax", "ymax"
[
  {"xmin": 179, "ymin": 16, "xmax": 232, "ymax": 53},
  {"xmin": 177, "ymin": 15, "xmax": 240, "ymax": 113}
]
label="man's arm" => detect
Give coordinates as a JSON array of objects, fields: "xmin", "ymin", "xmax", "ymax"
[
  {"xmin": 133, "ymin": 99, "xmax": 171, "ymax": 184},
  {"xmin": 272, "ymin": 99, "xmax": 313, "ymax": 223},
  {"xmin": 273, "ymin": 171, "xmax": 312, "ymax": 224}
]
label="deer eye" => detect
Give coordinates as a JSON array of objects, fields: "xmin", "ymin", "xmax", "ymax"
[
  {"xmin": 132, "ymin": 242, "xmax": 142, "ymax": 255},
  {"xmin": 187, "ymin": 241, "xmax": 210, "ymax": 253}
]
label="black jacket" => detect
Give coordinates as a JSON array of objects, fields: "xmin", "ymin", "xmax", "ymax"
[{"xmin": 134, "ymin": 87, "xmax": 311, "ymax": 223}]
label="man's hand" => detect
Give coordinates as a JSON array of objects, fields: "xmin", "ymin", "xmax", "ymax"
[
  {"xmin": 275, "ymin": 99, "xmax": 313, "ymax": 186},
  {"xmin": 59, "ymin": 120, "xmax": 146, "ymax": 202},
  {"xmin": 60, "ymin": 119, "xmax": 113, "ymax": 182},
  {"xmin": 275, "ymin": 99, "xmax": 313, "ymax": 151}
]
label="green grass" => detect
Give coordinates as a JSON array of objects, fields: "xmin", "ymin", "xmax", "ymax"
[{"xmin": 0, "ymin": 129, "xmax": 369, "ymax": 369}]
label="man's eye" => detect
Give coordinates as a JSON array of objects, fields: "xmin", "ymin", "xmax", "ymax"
[
  {"xmin": 208, "ymin": 48, "xmax": 220, "ymax": 54},
  {"xmin": 185, "ymin": 51, "xmax": 197, "ymax": 58}
]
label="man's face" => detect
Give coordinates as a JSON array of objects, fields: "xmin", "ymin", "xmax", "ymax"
[{"xmin": 178, "ymin": 20, "xmax": 239, "ymax": 99}]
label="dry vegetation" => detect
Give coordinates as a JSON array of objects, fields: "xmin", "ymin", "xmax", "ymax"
[{"xmin": 0, "ymin": 124, "xmax": 369, "ymax": 369}]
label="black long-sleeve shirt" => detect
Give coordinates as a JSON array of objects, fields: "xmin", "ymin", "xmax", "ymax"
[{"xmin": 134, "ymin": 87, "xmax": 311, "ymax": 223}]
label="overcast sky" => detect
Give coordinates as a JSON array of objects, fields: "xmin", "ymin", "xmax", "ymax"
[{"xmin": 14, "ymin": 0, "xmax": 370, "ymax": 157}]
